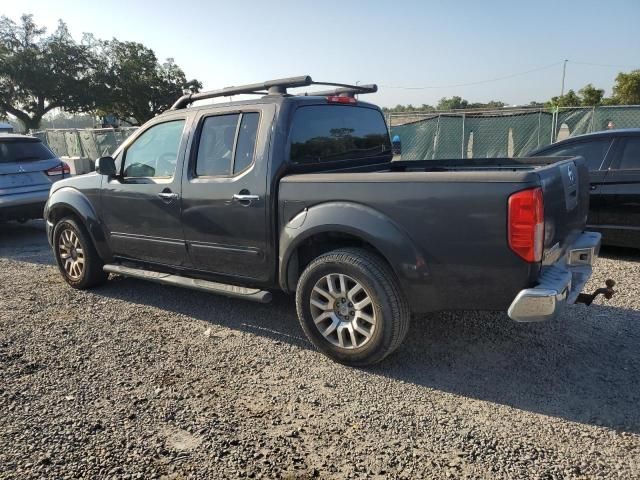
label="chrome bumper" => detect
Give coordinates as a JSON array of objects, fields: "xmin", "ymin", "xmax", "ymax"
[{"xmin": 508, "ymin": 231, "xmax": 601, "ymax": 322}]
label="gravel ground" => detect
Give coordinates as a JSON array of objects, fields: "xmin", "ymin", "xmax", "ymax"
[{"xmin": 1, "ymin": 220, "xmax": 639, "ymax": 479}]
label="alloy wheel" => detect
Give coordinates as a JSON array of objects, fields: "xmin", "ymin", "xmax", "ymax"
[{"xmin": 309, "ymin": 273, "xmax": 377, "ymax": 349}]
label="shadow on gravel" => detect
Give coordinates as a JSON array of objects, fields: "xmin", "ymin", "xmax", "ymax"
[
  {"xmin": 599, "ymin": 244, "xmax": 640, "ymax": 263},
  {"xmin": 0, "ymin": 220, "xmax": 52, "ymax": 265},
  {"xmin": 375, "ymin": 305, "xmax": 640, "ymax": 434},
  {"xmin": 94, "ymin": 273, "xmax": 640, "ymax": 434}
]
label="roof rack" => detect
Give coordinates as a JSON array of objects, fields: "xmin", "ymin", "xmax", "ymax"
[
  {"xmin": 302, "ymin": 84, "xmax": 377, "ymax": 97},
  {"xmin": 170, "ymin": 75, "xmax": 377, "ymax": 109}
]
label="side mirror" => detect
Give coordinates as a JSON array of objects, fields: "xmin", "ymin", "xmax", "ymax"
[
  {"xmin": 392, "ymin": 135, "xmax": 402, "ymax": 156},
  {"xmin": 95, "ymin": 156, "xmax": 117, "ymax": 176}
]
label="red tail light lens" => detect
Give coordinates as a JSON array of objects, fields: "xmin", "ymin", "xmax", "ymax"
[
  {"xmin": 327, "ymin": 95, "xmax": 357, "ymax": 104},
  {"xmin": 508, "ymin": 187, "xmax": 544, "ymax": 262},
  {"xmin": 46, "ymin": 162, "xmax": 70, "ymax": 176}
]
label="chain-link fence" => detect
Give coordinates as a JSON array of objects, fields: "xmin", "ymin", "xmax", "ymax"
[
  {"xmin": 389, "ymin": 105, "xmax": 640, "ymax": 159},
  {"xmin": 32, "ymin": 127, "xmax": 138, "ymax": 161}
]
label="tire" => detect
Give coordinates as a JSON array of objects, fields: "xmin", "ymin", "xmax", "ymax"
[
  {"xmin": 53, "ymin": 217, "xmax": 108, "ymax": 289},
  {"xmin": 295, "ymin": 248, "xmax": 410, "ymax": 366}
]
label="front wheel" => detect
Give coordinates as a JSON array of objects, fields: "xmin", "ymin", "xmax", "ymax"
[
  {"xmin": 53, "ymin": 217, "xmax": 108, "ymax": 289},
  {"xmin": 295, "ymin": 248, "xmax": 410, "ymax": 366}
]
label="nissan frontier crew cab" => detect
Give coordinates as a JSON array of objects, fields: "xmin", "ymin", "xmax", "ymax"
[{"xmin": 45, "ymin": 76, "xmax": 609, "ymax": 366}]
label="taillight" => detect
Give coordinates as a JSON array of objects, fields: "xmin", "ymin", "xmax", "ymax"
[
  {"xmin": 46, "ymin": 162, "xmax": 70, "ymax": 176},
  {"xmin": 508, "ymin": 187, "xmax": 544, "ymax": 262},
  {"xmin": 327, "ymin": 95, "xmax": 357, "ymax": 104}
]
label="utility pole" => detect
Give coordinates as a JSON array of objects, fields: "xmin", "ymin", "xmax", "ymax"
[{"xmin": 560, "ymin": 59, "xmax": 568, "ymax": 97}]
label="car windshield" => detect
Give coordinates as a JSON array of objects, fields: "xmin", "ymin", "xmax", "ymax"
[{"xmin": 0, "ymin": 139, "xmax": 54, "ymax": 163}]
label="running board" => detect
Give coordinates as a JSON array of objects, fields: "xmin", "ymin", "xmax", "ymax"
[{"xmin": 103, "ymin": 264, "xmax": 272, "ymax": 303}]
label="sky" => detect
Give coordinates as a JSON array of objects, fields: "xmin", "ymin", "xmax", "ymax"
[{"xmin": 4, "ymin": 0, "xmax": 640, "ymax": 108}]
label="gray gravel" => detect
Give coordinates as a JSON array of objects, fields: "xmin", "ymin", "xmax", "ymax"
[{"xmin": 1, "ymin": 220, "xmax": 639, "ymax": 479}]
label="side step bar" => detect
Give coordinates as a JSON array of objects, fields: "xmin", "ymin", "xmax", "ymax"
[{"xmin": 103, "ymin": 264, "xmax": 272, "ymax": 303}]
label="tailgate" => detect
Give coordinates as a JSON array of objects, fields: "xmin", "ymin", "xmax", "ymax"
[{"xmin": 538, "ymin": 156, "xmax": 590, "ymax": 264}]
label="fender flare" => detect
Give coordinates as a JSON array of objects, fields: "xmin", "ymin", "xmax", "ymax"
[
  {"xmin": 279, "ymin": 201, "xmax": 429, "ymax": 292},
  {"xmin": 45, "ymin": 187, "xmax": 112, "ymax": 261}
]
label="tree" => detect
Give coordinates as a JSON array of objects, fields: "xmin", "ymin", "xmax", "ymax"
[
  {"xmin": 612, "ymin": 70, "xmax": 640, "ymax": 105},
  {"xmin": 437, "ymin": 96, "xmax": 468, "ymax": 111},
  {"xmin": 94, "ymin": 39, "xmax": 202, "ymax": 125},
  {"xmin": 0, "ymin": 15, "xmax": 99, "ymax": 130},
  {"xmin": 579, "ymin": 83, "xmax": 604, "ymax": 106},
  {"xmin": 547, "ymin": 89, "xmax": 581, "ymax": 108}
]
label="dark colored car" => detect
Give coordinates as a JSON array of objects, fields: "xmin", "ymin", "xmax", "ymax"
[
  {"xmin": 530, "ymin": 129, "xmax": 640, "ymax": 248},
  {"xmin": 44, "ymin": 76, "xmax": 604, "ymax": 365},
  {"xmin": 0, "ymin": 134, "xmax": 69, "ymax": 222}
]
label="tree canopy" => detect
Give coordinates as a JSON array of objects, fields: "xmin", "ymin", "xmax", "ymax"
[
  {"xmin": 0, "ymin": 15, "xmax": 99, "ymax": 130},
  {"xmin": 0, "ymin": 14, "xmax": 201, "ymax": 130},
  {"xmin": 612, "ymin": 70, "xmax": 640, "ymax": 105}
]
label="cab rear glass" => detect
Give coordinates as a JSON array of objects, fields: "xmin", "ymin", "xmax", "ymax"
[{"xmin": 289, "ymin": 105, "xmax": 391, "ymax": 164}]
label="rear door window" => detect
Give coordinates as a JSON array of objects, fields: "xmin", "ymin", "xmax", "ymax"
[
  {"xmin": 289, "ymin": 105, "xmax": 391, "ymax": 164},
  {"xmin": 194, "ymin": 112, "xmax": 260, "ymax": 177},
  {"xmin": 0, "ymin": 140, "xmax": 54, "ymax": 163},
  {"xmin": 617, "ymin": 137, "xmax": 640, "ymax": 170},
  {"xmin": 539, "ymin": 139, "xmax": 612, "ymax": 171},
  {"xmin": 195, "ymin": 114, "xmax": 239, "ymax": 177}
]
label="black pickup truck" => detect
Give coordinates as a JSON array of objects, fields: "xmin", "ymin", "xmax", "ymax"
[{"xmin": 45, "ymin": 76, "xmax": 607, "ymax": 365}]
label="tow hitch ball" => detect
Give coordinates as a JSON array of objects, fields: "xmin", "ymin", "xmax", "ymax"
[{"xmin": 575, "ymin": 279, "xmax": 616, "ymax": 306}]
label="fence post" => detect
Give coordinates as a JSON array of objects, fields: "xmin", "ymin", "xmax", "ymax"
[
  {"xmin": 433, "ymin": 114, "xmax": 441, "ymax": 159},
  {"xmin": 551, "ymin": 109, "xmax": 557, "ymax": 143},
  {"xmin": 537, "ymin": 109, "xmax": 542, "ymax": 148},
  {"xmin": 461, "ymin": 113, "xmax": 465, "ymax": 158}
]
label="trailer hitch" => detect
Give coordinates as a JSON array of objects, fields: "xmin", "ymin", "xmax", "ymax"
[{"xmin": 575, "ymin": 279, "xmax": 616, "ymax": 306}]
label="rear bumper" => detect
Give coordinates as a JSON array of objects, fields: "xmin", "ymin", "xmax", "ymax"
[
  {"xmin": 0, "ymin": 189, "xmax": 48, "ymax": 220},
  {"xmin": 507, "ymin": 231, "xmax": 601, "ymax": 322}
]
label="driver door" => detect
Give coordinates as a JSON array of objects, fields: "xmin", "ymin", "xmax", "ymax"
[{"xmin": 101, "ymin": 116, "xmax": 191, "ymax": 267}]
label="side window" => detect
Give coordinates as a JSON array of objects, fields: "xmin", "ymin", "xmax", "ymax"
[
  {"xmin": 618, "ymin": 138, "xmax": 640, "ymax": 170},
  {"xmin": 233, "ymin": 113, "xmax": 259, "ymax": 174},
  {"xmin": 195, "ymin": 114, "xmax": 239, "ymax": 176},
  {"xmin": 195, "ymin": 112, "xmax": 259, "ymax": 177},
  {"xmin": 123, "ymin": 120, "xmax": 185, "ymax": 178},
  {"xmin": 543, "ymin": 139, "xmax": 611, "ymax": 171}
]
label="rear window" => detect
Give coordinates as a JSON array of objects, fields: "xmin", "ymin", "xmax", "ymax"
[
  {"xmin": 538, "ymin": 139, "xmax": 611, "ymax": 171},
  {"xmin": 289, "ymin": 105, "xmax": 391, "ymax": 164},
  {"xmin": 618, "ymin": 137, "xmax": 640, "ymax": 170},
  {"xmin": 0, "ymin": 140, "xmax": 54, "ymax": 163}
]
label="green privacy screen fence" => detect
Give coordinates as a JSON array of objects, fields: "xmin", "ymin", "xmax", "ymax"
[
  {"xmin": 32, "ymin": 127, "xmax": 138, "ymax": 160},
  {"xmin": 389, "ymin": 105, "xmax": 640, "ymax": 159}
]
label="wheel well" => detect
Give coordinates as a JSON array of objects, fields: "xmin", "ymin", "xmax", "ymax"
[
  {"xmin": 49, "ymin": 205, "xmax": 82, "ymax": 225},
  {"xmin": 286, "ymin": 232, "xmax": 393, "ymax": 291}
]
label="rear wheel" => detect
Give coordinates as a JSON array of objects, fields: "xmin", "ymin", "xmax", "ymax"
[
  {"xmin": 53, "ymin": 217, "xmax": 108, "ymax": 289},
  {"xmin": 296, "ymin": 248, "xmax": 410, "ymax": 366}
]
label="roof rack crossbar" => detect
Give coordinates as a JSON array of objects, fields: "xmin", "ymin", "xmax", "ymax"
[
  {"xmin": 304, "ymin": 83, "xmax": 378, "ymax": 97},
  {"xmin": 171, "ymin": 75, "xmax": 313, "ymax": 109}
]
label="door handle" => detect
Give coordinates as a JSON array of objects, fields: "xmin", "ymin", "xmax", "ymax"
[
  {"xmin": 158, "ymin": 191, "xmax": 179, "ymax": 200},
  {"xmin": 590, "ymin": 185, "xmax": 597, "ymax": 191},
  {"xmin": 233, "ymin": 194, "xmax": 260, "ymax": 202}
]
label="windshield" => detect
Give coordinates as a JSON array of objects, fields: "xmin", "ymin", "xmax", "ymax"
[
  {"xmin": 0, "ymin": 139, "xmax": 55, "ymax": 163},
  {"xmin": 289, "ymin": 105, "xmax": 392, "ymax": 165}
]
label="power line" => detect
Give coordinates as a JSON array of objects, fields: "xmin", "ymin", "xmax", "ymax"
[{"xmin": 380, "ymin": 61, "xmax": 564, "ymax": 90}]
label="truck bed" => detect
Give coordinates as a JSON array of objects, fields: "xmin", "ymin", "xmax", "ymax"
[{"xmin": 279, "ymin": 157, "xmax": 589, "ymax": 313}]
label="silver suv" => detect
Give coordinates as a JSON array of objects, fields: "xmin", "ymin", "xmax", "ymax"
[{"xmin": 0, "ymin": 134, "xmax": 68, "ymax": 222}]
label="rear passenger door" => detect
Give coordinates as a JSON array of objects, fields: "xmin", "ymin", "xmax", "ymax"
[
  {"xmin": 180, "ymin": 106, "xmax": 273, "ymax": 282},
  {"xmin": 597, "ymin": 136, "xmax": 640, "ymax": 246}
]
